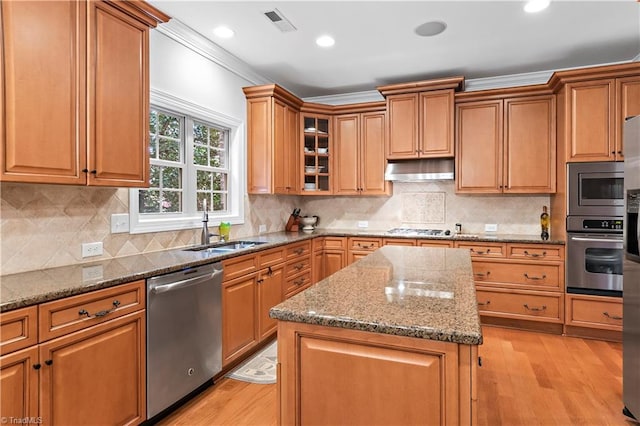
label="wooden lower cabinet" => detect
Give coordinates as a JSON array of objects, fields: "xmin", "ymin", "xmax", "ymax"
[
  {"xmin": 383, "ymin": 238, "xmax": 416, "ymax": 246},
  {"xmin": 40, "ymin": 311, "xmax": 146, "ymax": 426},
  {"xmin": 1, "ymin": 282, "xmax": 146, "ymax": 426},
  {"xmin": 564, "ymin": 294, "xmax": 622, "ymax": 341},
  {"xmin": 476, "ymin": 287, "xmax": 563, "ymax": 323},
  {"xmin": 348, "ymin": 237, "xmax": 381, "ymax": 264},
  {"xmin": 0, "ymin": 346, "xmax": 39, "ymax": 420},
  {"xmin": 222, "ymin": 273, "xmax": 258, "ymax": 366},
  {"xmin": 277, "ymin": 321, "xmax": 477, "ymax": 425},
  {"xmin": 257, "ymin": 264, "xmax": 284, "ymax": 341}
]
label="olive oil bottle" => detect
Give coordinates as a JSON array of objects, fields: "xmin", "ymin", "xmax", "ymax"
[{"xmin": 540, "ymin": 206, "xmax": 550, "ymax": 240}]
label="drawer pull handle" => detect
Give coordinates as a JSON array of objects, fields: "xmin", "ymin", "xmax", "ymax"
[
  {"xmin": 294, "ymin": 263, "xmax": 306, "ymax": 270},
  {"xmin": 78, "ymin": 300, "xmax": 120, "ymax": 318},
  {"xmin": 523, "ymin": 304, "xmax": 546, "ymax": 312},
  {"xmin": 524, "ymin": 273, "xmax": 546, "ymax": 281},
  {"xmin": 478, "ymin": 300, "xmax": 491, "ymax": 306},
  {"xmin": 471, "ymin": 248, "xmax": 490, "ymax": 255},
  {"xmin": 524, "ymin": 250, "xmax": 546, "ymax": 258},
  {"xmin": 294, "ymin": 248, "xmax": 304, "ymax": 255},
  {"xmin": 474, "ymin": 271, "xmax": 490, "ymax": 279},
  {"xmin": 266, "ymin": 266, "xmax": 273, "ymax": 276},
  {"xmin": 603, "ymin": 312, "xmax": 622, "ymax": 320},
  {"xmin": 357, "ymin": 243, "xmax": 375, "ymax": 249},
  {"xmin": 294, "ymin": 278, "xmax": 306, "ymax": 286}
]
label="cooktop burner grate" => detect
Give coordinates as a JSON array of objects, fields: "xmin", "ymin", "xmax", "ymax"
[{"xmin": 387, "ymin": 228, "xmax": 446, "ymax": 236}]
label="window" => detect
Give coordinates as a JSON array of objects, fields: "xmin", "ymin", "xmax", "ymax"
[{"xmin": 129, "ymin": 89, "xmax": 244, "ymax": 234}]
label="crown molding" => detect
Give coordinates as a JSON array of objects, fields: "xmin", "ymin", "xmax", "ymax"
[
  {"xmin": 153, "ymin": 18, "xmax": 270, "ymax": 86},
  {"xmin": 303, "ymin": 90, "xmax": 384, "ymax": 105}
]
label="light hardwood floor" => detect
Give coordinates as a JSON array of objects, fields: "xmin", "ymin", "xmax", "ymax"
[{"xmin": 157, "ymin": 326, "xmax": 631, "ymax": 425}]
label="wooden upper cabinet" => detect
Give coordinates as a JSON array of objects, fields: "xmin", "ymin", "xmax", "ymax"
[
  {"xmin": 456, "ymin": 95, "xmax": 556, "ymax": 194},
  {"xmin": 386, "ymin": 94, "xmax": 419, "ymax": 159},
  {"xmin": 504, "ymin": 96, "xmax": 556, "ymax": 193},
  {"xmin": 386, "ymin": 89, "xmax": 455, "ymax": 159},
  {"xmin": 243, "ymin": 85, "xmax": 302, "ymax": 195},
  {"xmin": 616, "ymin": 76, "xmax": 640, "ymax": 159},
  {"xmin": 334, "ymin": 110, "xmax": 389, "ymax": 196},
  {"xmin": 456, "ymin": 100, "xmax": 503, "ymax": 193},
  {"xmin": 565, "ymin": 79, "xmax": 616, "ymax": 162},
  {"xmin": 0, "ymin": 0, "xmax": 168, "ymax": 186}
]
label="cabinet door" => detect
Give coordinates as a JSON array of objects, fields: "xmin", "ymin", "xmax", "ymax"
[
  {"xmin": 361, "ymin": 111, "xmax": 389, "ymax": 195},
  {"xmin": 313, "ymin": 249, "xmax": 324, "ymax": 284},
  {"xmin": 1, "ymin": 1, "xmax": 86, "ymax": 184},
  {"xmin": 616, "ymin": 76, "xmax": 640, "ymax": 159},
  {"xmin": 334, "ymin": 114, "xmax": 360, "ymax": 195},
  {"xmin": 246, "ymin": 97, "xmax": 272, "ymax": 194},
  {"xmin": 324, "ymin": 250, "xmax": 346, "ymax": 278},
  {"xmin": 0, "ymin": 346, "xmax": 39, "ymax": 420},
  {"xmin": 456, "ymin": 100, "xmax": 503, "ymax": 193},
  {"xmin": 565, "ymin": 79, "xmax": 615, "ymax": 162},
  {"xmin": 386, "ymin": 94, "xmax": 418, "ymax": 159},
  {"xmin": 273, "ymin": 101, "xmax": 299, "ymax": 194},
  {"xmin": 504, "ymin": 96, "xmax": 556, "ymax": 193},
  {"xmin": 257, "ymin": 265, "xmax": 284, "ymax": 341},
  {"xmin": 39, "ymin": 311, "xmax": 145, "ymax": 426},
  {"xmin": 222, "ymin": 274, "xmax": 258, "ymax": 365},
  {"xmin": 419, "ymin": 90, "xmax": 454, "ymax": 157},
  {"xmin": 88, "ymin": 2, "xmax": 149, "ymax": 187}
]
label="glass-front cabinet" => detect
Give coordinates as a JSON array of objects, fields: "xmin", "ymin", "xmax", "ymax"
[{"xmin": 302, "ymin": 115, "xmax": 331, "ymax": 193}]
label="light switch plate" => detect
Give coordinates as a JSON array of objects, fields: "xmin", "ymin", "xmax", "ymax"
[
  {"xmin": 81, "ymin": 242, "xmax": 103, "ymax": 258},
  {"xmin": 484, "ymin": 224, "xmax": 498, "ymax": 232},
  {"xmin": 111, "ymin": 213, "xmax": 130, "ymax": 233},
  {"xmin": 259, "ymin": 224, "xmax": 267, "ymax": 233},
  {"xmin": 82, "ymin": 265, "xmax": 104, "ymax": 282}
]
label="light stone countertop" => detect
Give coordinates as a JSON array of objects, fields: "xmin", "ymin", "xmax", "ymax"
[
  {"xmin": 270, "ymin": 245, "xmax": 483, "ymax": 345},
  {"xmin": 0, "ymin": 229, "xmax": 562, "ymax": 312}
]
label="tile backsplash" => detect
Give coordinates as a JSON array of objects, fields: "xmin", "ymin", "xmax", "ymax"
[{"xmin": 0, "ymin": 181, "xmax": 549, "ymax": 275}]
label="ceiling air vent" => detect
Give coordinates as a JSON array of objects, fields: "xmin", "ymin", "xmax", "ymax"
[{"xmin": 264, "ymin": 8, "xmax": 297, "ymax": 32}]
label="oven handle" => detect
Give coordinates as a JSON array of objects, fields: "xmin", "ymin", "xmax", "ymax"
[{"xmin": 569, "ymin": 236, "xmax": 623, "ymax": 243}]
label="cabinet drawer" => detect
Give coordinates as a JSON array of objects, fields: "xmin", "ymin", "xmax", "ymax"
[
  {"xmin": 475, "ymin": 287, "xmax": 563, "ymax": 323},
  {"xmin": 418, "ymin": 240, "xmax": 454, "ymax": 248},
  {"xmin": 507, "ymin": 244, "xmax": 564, "ymax": 261},
  {"xmin": 472, "ymin": 261, "xmax": 563, "ymax": 291},
  {"xmin": 456, "ymin": 242, "xmax": 506, "ymax": 258},
  {"xmin": 349, "ymin": 237, "xmax": 382, "ymax": 251},
  {"xmin": 566, "ymin": 294, "xmax": 622, "ymax": 330},
  {"xmin": 39, "ymin": 280, "xmax": 145, "ymax": 342},
  {"xmin": 285, "ymin": 256, "xmax": 311, "ymax": 278},
  {"xmin": 223, "ymin": 253, "xmax": 258, "ymax": 281},
  {"xmin": 323, "ymin": 237, "xmax": 346, "ymax": 250},
  {"xmin": 286, "ymin": 241, "xmax": 311, "ymax": 259},
  {"xmin": 383, "ymin": 238, "xmax": 416, "ymax": 246},
  {"xmin": 284, "ymin": 271, "xmax": 312, "ymax": 297},
  {"xmin": 259, "ymin": 246, "xmax": 285, "ymax": 268},
  {"xmin": 0, "ymin": 306, "xmax": 38, "ymax": 355}
]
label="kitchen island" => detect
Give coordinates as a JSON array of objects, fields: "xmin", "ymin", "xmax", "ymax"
[{"xmin": 270, "ymin": 245, "xmax": 482, "ymax": 425}]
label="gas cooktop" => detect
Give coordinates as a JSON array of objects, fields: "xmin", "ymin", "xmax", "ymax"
[{"xmin": 387, "ymin": 228, "xmax": 450, "ymax": 236}]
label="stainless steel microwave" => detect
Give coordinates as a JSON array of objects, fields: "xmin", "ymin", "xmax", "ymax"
[{"xmin": 568, "ymin": 161, "xmax": 624, "ymax": 217}]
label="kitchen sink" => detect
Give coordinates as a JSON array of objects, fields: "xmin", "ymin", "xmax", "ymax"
[{"xmin": 184, "ymin": 241, "xmax": 268, "ymax": 254}]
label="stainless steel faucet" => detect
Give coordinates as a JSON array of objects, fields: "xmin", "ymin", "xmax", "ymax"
[{"xmin": 201, "ymin": 199, "xmax": 224, "ymax": 245}]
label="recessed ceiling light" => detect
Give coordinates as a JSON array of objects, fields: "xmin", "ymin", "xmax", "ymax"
[
  {"xmin": 414, "ymin": 21, "xmax": 447, "ymax": 37},
  {"xmin": 213, "ymin": 26, "xmax": 234, "ymax": 38},
  {"xmin": 524, "ymin": 0, "xmax": 550, "ymax": 13},
  {"xmin": 316, "ymin": 35, "xmax": 335, "ymax": 48}
]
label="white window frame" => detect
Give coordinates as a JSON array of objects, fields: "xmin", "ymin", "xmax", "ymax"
[{"xmin": 129, "ymin": 89, "xmax": 245, "ymax": 234}]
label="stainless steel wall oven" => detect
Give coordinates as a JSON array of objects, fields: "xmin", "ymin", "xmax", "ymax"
[{"xmin": 566, "ymin": 162, "xmax": 624, "ymax": 296}]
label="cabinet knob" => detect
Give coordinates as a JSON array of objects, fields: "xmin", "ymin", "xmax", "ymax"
[
  {"xmin": 82, "ymin": 168, "xmax": 89, "ymax": 173},
  {"xmin": 90, "ymin": 170, "xmax": 97, "ymax": 174},
  {"xmin": 33, "ymin": 363, "xmax": 42, "ymax": 370},
  {"xmin": 44, "ymin": 359, "xmax": 53, "ymax": 366},
  {"xmin": 611, "ymin": 151, "xmax": 616, "ymax": 155},
  {"xmin": 618, "ymin": 151, "xmax": 623, "ymax": 155}
]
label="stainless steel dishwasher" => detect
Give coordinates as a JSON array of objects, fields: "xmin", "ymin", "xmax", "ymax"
[{"xmin": 146, "ymin": 262, "xmax": 223, "ymax": 419}]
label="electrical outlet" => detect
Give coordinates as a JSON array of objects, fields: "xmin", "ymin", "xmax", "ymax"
[
  {"xmin": 82, "ymin": 242, "xmax": 103, "ymax": 258},
  {"xmin": 259, "ymin": 224, "xmax": 267, "ymax": 233},
  {"xmin": 484, "ymin": 224, "xmax": 498, "ymax": 232},
  {"xmin": 358, "ymin": 221, "xmax": 369, "ymax": 228},
  {"xmin": 82, "ymin": 265, "xmax": 104, "ymax": 282},
  {"xmin": 111, "ymin": 213, "xmax": 130, "ymax": 233}
]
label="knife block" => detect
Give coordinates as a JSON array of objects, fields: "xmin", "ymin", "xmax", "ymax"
[{"xmin": 285, "ymin": 214, "xmax": 300, "ymax": 232}]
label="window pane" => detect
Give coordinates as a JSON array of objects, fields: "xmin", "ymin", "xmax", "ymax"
[
  {"xmin": 194, "ymin": 123, "xmax": 207, "ymax": 144},
  {"xmin": 149, "ymin": 135, "xmax": 158, "ymax": 159},
  {"xmin": 194, "ymin": 145, "xmax": 208, "ymax": 166},
  {"xmin": 212, "ymin": 172, "xmax": 227, "ymax": 191},
  {"xmin": 197, "ymin": 192, "xmax": 208, "ymax": 212},
  {"xmin": 197, "ymin": 170, "xmax": 212, "ymax": 190},
  {"xmin": 212, "ymin": 192, "xmax": 226, "ymax": 211},
  {"xmin": 139, "ymin": 189, "xmax": 160, "ymax": 213},
  {"xmin": 209, "ymin": 128, "xmax": 223, "ymax": 148},
  {"xmin": 159, "ymin": 137, "xmax": 180, "ymax": 162},
  {"xmin": 162, "ymin": 167, "xmax": 182, "ymax": 189},
  {"xmin": 149, "ymin": 165, "xmax": 161, "ymax": 187},
  {"xmin": 149, "ymin": 110, "xmax": 158, "ymax": 133},
  {"xmin": 211, "ymin": 148, "xmax": 225, "ymax": 168},
  {"xmin": 159, "ymin": 114, "xmax": 180, "ymax": 138},
  {"xmin": 162, "ymin": 191, "xmax": 182, "ymax": 213}
]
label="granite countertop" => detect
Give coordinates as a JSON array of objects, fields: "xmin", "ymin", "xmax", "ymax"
[
  {"xmin": 270, "ymin": 245, "xmax": 483, "ymax": 345},
  {"xmin": 0, "ymin": 229, "xmax": 562, "ymax": 312}
]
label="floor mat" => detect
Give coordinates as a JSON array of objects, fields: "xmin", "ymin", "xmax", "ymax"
[{"xmin": 225, "ymin": 340, "xmax": 277, "ymax": 384}]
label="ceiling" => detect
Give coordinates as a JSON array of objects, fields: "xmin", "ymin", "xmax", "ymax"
[{"xmin": 148, "ymin": 1, "xmax": 640, "ymax": 98}]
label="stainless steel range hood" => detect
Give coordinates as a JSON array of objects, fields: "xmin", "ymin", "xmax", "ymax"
[{"xmin": 384, "ymin": 158, "xmax": 455, "ymax": 181}]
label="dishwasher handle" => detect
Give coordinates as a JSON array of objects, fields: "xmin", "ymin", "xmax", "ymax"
[{"xmin": 150, "ymin": 268, "xmax": 223, "ymax": 294}]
